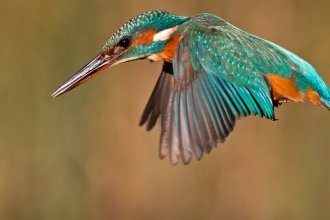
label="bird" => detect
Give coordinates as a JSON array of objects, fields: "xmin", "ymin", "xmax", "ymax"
[{"xmin": 52, "ymin": 10, "xmax": 330, "ymax": 165}]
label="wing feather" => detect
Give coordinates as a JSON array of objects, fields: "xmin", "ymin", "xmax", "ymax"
[{"xmin": 140, "ymin": 17, "xmax": 279, "ymax": 164}]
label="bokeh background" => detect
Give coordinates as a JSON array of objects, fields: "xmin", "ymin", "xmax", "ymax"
[{"xmin": 1, "ymin": 0, "xmax": 330, "ymax": 219}]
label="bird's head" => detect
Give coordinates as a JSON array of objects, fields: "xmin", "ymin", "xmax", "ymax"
[{"xmin": 52, "ymin": 10, "xmax": 189, "ymax": 97}]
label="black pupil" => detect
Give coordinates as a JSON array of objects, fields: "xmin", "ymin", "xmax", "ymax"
[{"xmin": 119, "ymin": 38, "xmax": 130, "ymax": 48}]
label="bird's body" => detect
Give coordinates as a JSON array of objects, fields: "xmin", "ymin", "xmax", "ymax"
[{"xmin": 53, "ymin": 11, "xmax": 330, "ymax": 165}]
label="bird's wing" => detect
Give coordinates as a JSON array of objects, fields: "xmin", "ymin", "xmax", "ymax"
[
  {"xmin": 141, "ymin": 22, "xmax": 280, "ymax": 165},
  {"xmin": 140, "ymin": 61, "xmax": 174, "ymax": 132}
]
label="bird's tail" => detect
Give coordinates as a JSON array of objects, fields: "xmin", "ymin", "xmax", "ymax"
[{"xmin": 320, "ymin": 93, "xmax": 330, "ymax": 110}]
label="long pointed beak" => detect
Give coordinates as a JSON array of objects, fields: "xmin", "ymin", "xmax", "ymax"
[{"xmin": 52, "ymin": 53, "xmax": 113, "ymax": 97}]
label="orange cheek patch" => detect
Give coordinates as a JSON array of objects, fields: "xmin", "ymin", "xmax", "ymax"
[
  {"xmin": 268, "ymin": 74, "xmax": 304, "ymax": 102},
  {"xmin": 131, "ymin": 28, "xmax": 157, "ymax": 46}
]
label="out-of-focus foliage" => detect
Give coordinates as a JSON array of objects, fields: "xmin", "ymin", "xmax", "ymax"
[{"xmin": 0, "ymin": 0, "xmax": 330, "ymax": 219}]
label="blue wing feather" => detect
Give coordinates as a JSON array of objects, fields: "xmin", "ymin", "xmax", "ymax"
[{"xmin": 168, "ymin": 18, "xmax": 276, "ymax": 163}]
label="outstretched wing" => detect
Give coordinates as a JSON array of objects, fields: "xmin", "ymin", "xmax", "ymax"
[{"xmin": 141, "ymin": 19, "xmax": 277, "ymax": 165}]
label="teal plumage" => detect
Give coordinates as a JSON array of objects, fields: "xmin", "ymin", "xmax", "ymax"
[{"xmin": 53, "ymin": 11, "xmax": 330, "ymax": 165}]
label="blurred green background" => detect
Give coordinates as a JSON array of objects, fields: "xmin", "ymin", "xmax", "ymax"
[{"xmin": 1, "ymin": 0, "xmax": 330, "ymax": 219}]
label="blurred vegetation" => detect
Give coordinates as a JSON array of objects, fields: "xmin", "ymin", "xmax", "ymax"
[{"xmin": 1, "ymin": 0, "xmax": 330, "ymax": 219}]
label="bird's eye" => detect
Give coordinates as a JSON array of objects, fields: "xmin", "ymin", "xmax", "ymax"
[{"xmin": 118, "ymin": 37, "xmax": 131, "ymax": 48}]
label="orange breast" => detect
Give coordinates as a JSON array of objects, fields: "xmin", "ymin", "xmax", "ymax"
[
  {"xmin": 160, "ymin": 33, "xmax": 182, "ymax": 62},
  {"xmin": 147, "ymin": 33, "xmax": 182, "ymax": 62},
  {"xmin": 268, "ymin": 74, "xmax": 325, "ymax": 108},
  {"xmin": 268, "ymin": 74, "xmax": 304, "ymax": 102}
]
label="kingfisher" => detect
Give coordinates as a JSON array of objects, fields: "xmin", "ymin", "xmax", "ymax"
[{"xmin": 52, "ymin": 10, "xmax": 330, "ymax": 165}]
